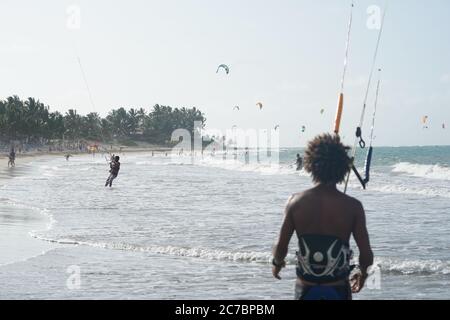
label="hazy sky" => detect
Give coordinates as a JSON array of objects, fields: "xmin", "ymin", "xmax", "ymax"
[{"xmin": 1, "ymin": 0, "xmax": 449, "ymax": 147}]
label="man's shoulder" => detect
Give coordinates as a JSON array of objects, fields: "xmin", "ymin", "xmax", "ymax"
[
  {"xmin": 338, "ymin": 193, "xmax": 364, "ymax": 218},
  {"xmin": 340, "ymin": 192, "xmax": 363, "ymax": 208},
  {"xmin": 286, "ymin": 190, "xmax": 312, "ymax": 208}
]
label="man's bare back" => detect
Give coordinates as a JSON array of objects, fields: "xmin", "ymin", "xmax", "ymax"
[{"xmin": 289, "ymin": 184, "xmax": 364, "ymax": 243}]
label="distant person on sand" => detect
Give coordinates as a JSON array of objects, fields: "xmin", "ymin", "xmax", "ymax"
[
  {"xmin": 8, "ymin": 148, "xmax": 16, "ymax": 167},
  {"xmin": 295, "ymin": 153, "xmax": 303, "ymax": 171},
  {"xmin": 272, "ymin": 134, "xmax": 373, "ymax": 300},
  {"xmin": 105, "ymin": 155, "xmax": 121, "ymax": 187}
]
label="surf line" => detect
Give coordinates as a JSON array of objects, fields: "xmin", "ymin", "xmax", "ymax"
[{"xmin": 333, "ymin": 2, "xmax": 387, "ymax": 193}]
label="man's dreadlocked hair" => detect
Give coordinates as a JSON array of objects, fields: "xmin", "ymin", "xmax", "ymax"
[{"xmin": 304, "ymin": 133, "xmax": 352, "ymax": 185}]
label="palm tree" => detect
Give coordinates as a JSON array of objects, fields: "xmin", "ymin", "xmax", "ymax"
[
  {"xmin": 0, "ymin": 96, "xmax": 207, "ymax": 147},
  {"xmin": 127, "ymin": 108, "xmax": 140, "ymax": 136},
  {"xmin": 5, "ymin": 95, "xmax": 24, "ymax": 140},
  {"xmin": 47, "ymin": 111, "xmax": 65, "ymax": 140},
  {"xmin": 82, "ymin": 112, "xmax": 103, "ymax": 140},
  {"xmin": 64, "ymin": 109, "xmax": 82, "ymax": 141},
  {"xmin": 106, "ymin": 107, "xmax": 130, "ymax": 138}
]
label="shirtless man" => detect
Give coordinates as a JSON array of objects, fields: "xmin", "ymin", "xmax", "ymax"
[
  {"xmin": 272, "ymin": 133, "xmax": 373, "ymax": 300},
  {"xmin": 105, "ymin": 156, "xmax": 121, "ymax": 187}
]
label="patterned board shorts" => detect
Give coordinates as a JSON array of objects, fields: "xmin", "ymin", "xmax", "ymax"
[{"xmin": 295, "ymin": 281, "xmax": 352, "ymax": 300}]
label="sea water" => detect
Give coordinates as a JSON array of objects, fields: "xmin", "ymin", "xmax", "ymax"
[{"xmin": 0, "ymin": 146, "xmax": 449, "ymax": 299}]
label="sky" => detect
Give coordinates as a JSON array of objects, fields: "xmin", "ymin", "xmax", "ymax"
[{"xmin": 0, "ymin": 0, "xmax": 449, "ymax": 147}]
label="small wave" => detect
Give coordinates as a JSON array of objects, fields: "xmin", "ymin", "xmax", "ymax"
[
  {"xmin": 134, "ymin": 153, "xmax": 309, "ymax": 177},
  {"xmin": 0, "ymin": 197, "xmax": 56, "ymax": 236},
  {"xmin": 95, "ymin": 243, "xmax": 281, "ymax": 263},
  {"xmin": 39, "ymin": 165, "xmax": 60, "ymax": 171},
  {"xmin": 375, "ymin": 257, "xmax": 450, "ymax": 275},
  {"xmin": 371, "ymin": 184, "xmax": 450, "ymax": 199},
  {"xmin": 135, "ymin": 161, "xmax": 153, "ymax": 165},
  {"xmin": 28, "ymin": 237, "xmax": 450, "ymax": 276},
  {"xmin": 31, "ymin": 238, "xmax": 295, "ymax": 264},
  {"xmin": 30, "ymin": 236, "xmax": 78, "ymax": 245},
  {"xmin": 195, "ymin": 157, "xmax": 309, "ymax": 177},
  {"xmin": 392, "ymin": 162, "xmax": 450, "ymax": 181},
  {"xmin": 28, "ymin": 207, "xmax": 55, "ymax": 237}
]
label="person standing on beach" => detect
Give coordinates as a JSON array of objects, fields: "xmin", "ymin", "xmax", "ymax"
[
  {"xmin": 295, "ymin": 153, "xmax": 303, "ymax": 171},
  {"xmin": 105, "ymin": 155, "xmax": 121, "ymax": 187},
  {"xmin": 272, "ymin": 133, "xmax": 373, "ymax": 300},
  {"xmin": 8, "ymin": 148, "xmax": 16, "ymax": 167}
]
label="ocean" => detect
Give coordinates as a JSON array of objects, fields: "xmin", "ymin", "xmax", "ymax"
[{"xmin": 0, "ymin": 146, "xmax": 449, "ymax": 299}]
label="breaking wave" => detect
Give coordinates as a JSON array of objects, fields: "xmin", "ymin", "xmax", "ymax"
[{"xmin": 392, "ymin": 162, "xmax": 450, "ymax": 181}]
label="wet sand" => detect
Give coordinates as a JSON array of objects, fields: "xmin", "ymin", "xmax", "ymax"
[{"xmin": 0, "ymin": 155, "xmax": 57, "ymax": 266}]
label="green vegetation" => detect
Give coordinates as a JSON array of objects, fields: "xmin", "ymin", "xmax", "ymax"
[{"xmin": 0, "ymin": 96, "xmax": 206, "ymax": 145}]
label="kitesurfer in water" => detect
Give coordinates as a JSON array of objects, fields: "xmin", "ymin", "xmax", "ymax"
[
  {"xmin": 272, "ymin": 133, "xmax": 373, "ymax": 300},
  {"xmin": 295, "ymin": 154, "xmax": 303, "ymax": 171},
  {"xmin": 105, "ymin": 155, "xmax": 120, "ymax": 187}
]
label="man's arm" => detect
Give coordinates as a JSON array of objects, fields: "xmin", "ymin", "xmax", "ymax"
[
  {"xmin": 353, "ymin": 202, "xmax": 373, "ymax": 272},
  {"xmin": 272, "ymin": 195, "xmax": 296, "ymax": 279},
  {"xmin": 351, "ymin": 201, "xmax": 374, "ymax": 292}
]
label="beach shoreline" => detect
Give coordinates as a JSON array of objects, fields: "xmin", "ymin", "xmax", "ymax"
[
  {"xmin": 0, "ymin": 143, "xmax": 172, "ymax": 160},
  {"xmin": 0, "ymin": 154, "xmax": 57, "ymax": 266},
  {"xmin": 0, "ymin": 144, "xmax": 172, "ymax": 266}
]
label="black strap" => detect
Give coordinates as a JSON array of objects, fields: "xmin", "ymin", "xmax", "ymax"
[
  {"xmin": 351, "ymin": 165, "xmax": 366, "ymax": 190},
  {"xmin": 363, "ymin": 147, "xmax": 373, "ymax": 184},
  {"xmin": 356, "ymin": 127, "xmax": 366, "ymax": 149}
]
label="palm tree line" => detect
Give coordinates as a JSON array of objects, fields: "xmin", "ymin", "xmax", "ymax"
[{"xmin": 0, "ymin": 96, "xmax": 206, "ymax": 147}]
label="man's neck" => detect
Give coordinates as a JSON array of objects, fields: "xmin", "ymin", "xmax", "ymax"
[{"xmin": 315, "ymin": 183, "xmax": 337, "ymax": 191}]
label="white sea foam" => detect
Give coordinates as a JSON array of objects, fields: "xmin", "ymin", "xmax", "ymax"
[
  {"xmin": 392, "ymin": 162, "xmax": 450, "ymax": 181},
  {"xmin": 370, "ymin": 184, "xmax": 450, "ymax": 199},
  {"xmin": 375, "ymin": 257, "xmax": 450, "ymax": 275},
  {"xmin": 0, "ymin": 197, "xmax": 55, "ymax": 234},
  {"xmin": 30, "ymin": 237, "xmax": 292, "ymax": 264},
  {"xmin": 194, "ymin": 156, "xmax": 310, "ymax": 177},
  {"xmin": 27, "ymin": 236, "xmax": 450, "ymax": 276}
]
